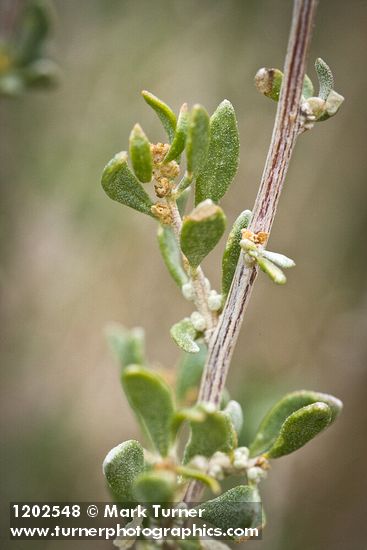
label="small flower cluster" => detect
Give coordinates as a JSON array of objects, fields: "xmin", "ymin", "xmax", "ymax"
[{"xmin": 189, "ymin": 447, "xmax": 269, "ymax": 486}]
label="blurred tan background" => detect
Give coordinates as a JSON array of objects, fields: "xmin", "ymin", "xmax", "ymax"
[{"xmin": 1, "ymin": 0, "xmax": 367, "ymax": 549}]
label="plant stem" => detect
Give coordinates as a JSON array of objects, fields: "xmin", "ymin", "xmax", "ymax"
[
  {"xmin": 167, "ymin": 198, "xmax": 217, "ymax": 337},
  {"xmin": 185, "ymin": 0, "xmax": 318, "ymax": 502}
]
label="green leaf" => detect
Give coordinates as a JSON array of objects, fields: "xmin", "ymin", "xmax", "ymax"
[
  {"xmin": 221, "ymin": 210, "xmax": 251, "ymax": 299},
  {"xmin": 170, "ymin": 318, "xmax": 199, "ymax": 354},
  {"xmin": 133, "ymin": 470, "xmax": 176, "ymax": 504},
  {"xmin": 260, "ymin": 250, "xmax": 295, "ymax": 269},
  {"xmin": 186, "ymin": 105, "xmax": 210, "ymax": 177},
  {"xmin": 265, "ymin": 402, "xmax": 332, "ymax": 459},
  {"xmin": 176, "ymin": 343, "xmax": 207, "ymax": 404},
  {"xmin": 195, "ymin": 485, "xmax": 261, "ymax": 538},
  {"xmin": 250, "ymin": 390, "xmax": 343, "ymax": 457},
  {"xmin": 157, "ymin": 225, "xmax": 188, "ymax": 288},
  {"xmin": 317, "ymin": 90, "xmax": 345, "ymax": 121},
  {"xmin": 255, "ymin": 67, "xmax": 314, "ymax": 102},
  {"xmin": 302, "ymin": 74, "xmax": 314, "ymax": 99},
  {"xmin": 254, "ymin": 68, "xmax": 283, "ymax": 101},
  {"xmin": 164, "ymin": 103, "xmax": 189, "ymax": 162},
  {"xmin": 315, "ymin": 57, "xmax": 334, "ymax": 101},
  {"xmin": 101, "ymin": 152, "xmax": 154, "ymax": 216},
  {"xmin": 183, "ymin": 405, "xmax": 237, "ymax": 464},
  {"xmin": 181, "ymin": 200, "xmax": 226, "ymax": 268},
  {"xmin": 103, "ymin": 439, "xmax": 144, "ymax": 503},
  {"xmin": 224, "ymin": 400, "xmax": 243, "ymax": 436},
  {"xmin": 105, "ymin": 324, "xmax": 145, "ymax": 370},
  {"xmin": 256, "ymin": 256, "xmax": 287, "ymax": 285},
  {"xmin": 141, "ymin": 90, "xmax": 177, "ymax": 142},
  {"xmin": 129, "ymin": 124, "xmax": 153, "ymax": 183},
  {"xmin": 121, "ymin": 366, "xmax": 176, "ymax": 456},
  {"xmin": 15, "ymin": 0, "xmax": 51, "ymax": 66},
  {"xmin": 176, "ymin": 466, "xmax": 220, "ymax": 494},
  {"xmin": 177, "ymin": 186, "xmax": 191, "ymax": 216},
  {"xmin": 195, "ymin": 100, "xmax": 239, "ymax": 204}
]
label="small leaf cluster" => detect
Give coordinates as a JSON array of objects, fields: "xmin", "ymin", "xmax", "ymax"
[
  {"xmin": 255, "ymin": 58, "xmax": 344, "ymax": 130},
  {"xmin": 0, "ymin": 0, "xmax": 59, "ymax": 97},
  {"xmin": 103, "ymin": 324, "xmax": 342, "ymax": 548}
]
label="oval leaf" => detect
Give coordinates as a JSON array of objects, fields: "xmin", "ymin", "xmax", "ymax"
[
  {"xmin": 224, "ymin": 400, "xmax": 243, "ymax": 436},
  {"xmin": 265, "ymin": 402, "xmax": 332, "ymax": 459},
  {"xmin": 195, "ymin": 485, "xmax": 261, "ymax": 538},
  {"xmin": 250, "ymin": 390, "xmax": 343, "ymax": 457},
  {"xmin": 15, "ymin": 1, "xmax": 51, "ymax": 66},
  {"xmin": 176, "ymin": 343, "xmax": 207, "ymax": 404},
  {"xmin": 315, "ymin": 58, "xmax": 334, "ymax": 101},
  {"xmin": 129, "ymin": 123, "xmax": 152, "ymax": 183},
  {"xmin": 181, "ymin": 200, "xmax": 226, "ymax": 268},
  {"xmin": 157, "ymin": 225, "xmax": 188, "ymax": 288},
  {"xmin": 256, "ymin": 256, "xmax": 286, "ymax": 285},
  {"xmin": 186, "ymin": 105, "xmax": 210, "ymax": 177},
  {"xmin": 101, "ymin": 152, "xmax": 154, "ymax": 216},
  {"xmin": 141, "ymin": 90, "xmax": 177, "ymax": 142},
  {"xmin": 183, "ymin": 406, "xmax": 237, "ymax": 464},
  {"xmin": 164, "ymin": 103, "xmax": 189, "ymax": 162},
  {"xmin": 195, "ymin": 100, "xmax": 239, "ymax": 205},
  {"xmin": 106, "ymin": 324, "xmax": 145, "ymax": 370},
  {"xmin": 255, "ymin": 68, "xmax": 314, "ymax": 102},
  {"xmin": 170, "ymin": 318, "xmax": 199, "ymax": 354},
  {"xmin": 133, "ymin": 470, "xmax": 176, "ymax": 504},
  {"xmin": 121, "ymin": 366, "xmax": 176, "ymax": 456},
  {"xmin": 221, "ymin": 210, "xmax": 251, "ymax": 299},
  {"xmin": 260, "ymin": 250, "xmax": 295, "ymax": 269},
  {"xmin": 103, "ymin": 439, "xmax": 144, "ymax": 503}
]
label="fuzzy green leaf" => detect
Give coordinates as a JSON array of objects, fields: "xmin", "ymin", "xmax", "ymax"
[
  {"xmin": 133, "ymin": 470, "xmax": 176, "ymax": 504},
  {"xmin": 221, "ymin": 210, "xmax": 251, "ymax": 298},
  {"xmin": 195, "ymin": 485, "xmax": 262, "ymax": 538},
  {"xmin": 302, "ymin": 74, "xmax": 314, "ymax": 99},
  {"xmin": 315, "ymin": 58, "xmax": 334, "ymax": 101},
  {"xmin": 183, "ymin": 405, "xmax": 237, "ymax": 464},
  {"xmin": 170, "ymin": 318, "xmax": 199, "ymax": 354},
  {"xmin": 129, "ymin": 124, "xmax": 153, "ymax": 183},
  {"xmin": 101, "ymin": 152, "xmax": 154, "ymax": 216},
  {"xmin": 103, "ymin": 439, "xmax": 144, "ymax": 503},
  {"xmin": 186, "ymin": 105, "xmax": 210, "ymax": 177},
  {"xmin": 317, "ymin": 90, "xmax": 345, "ymax": 121},
  {"xmin": 157, "ymin": 225, "xmax": 188, "ymax": 288},
  {"xmin": 224, "ymin": 400, "xmax": 243, "ymax": 436},
  {"xmin": 181, "ymin": 200, "xmax": 226, "ymax": 268},
  {"xmin": 254, "ymin": 68, "xmax": 283, "ymax": 101},
  {"xmin": 256, "ymin": 256, "xmax": 287, "ymax": 285},
  {"xmin": 121, "ymin": 366, "xmax": 176, "ymax": 456},
  {"xmin": 142, "ymin": 90, "xmax": 177, "ymax": 142},
  {"xmin": 195, "ymin": 100, "xmax": 239, "ymax": 204},
  {"xmin": 265, "ymin": 402, "xmax": 332, "ymax": 459},
  {"xmin": 250, "ymin": 390, "xmax": 343, "ymax": 457},
  {"xmin": 106, "ymin": 324, "xmax": 145, "ymax": 370},
  {"xmin": 176, "ymin": 343, "xmax": 207, "ymax": 404},
  {"xmin": 15, "ymin": 0, "xmax": 51, "ymax": 66},
  {"xmin": 177, "ymin": 186, "xmax": 191, "ymax": 216},
  {"xmin": 255, "ymin": 68, "xmax": 314, "ymax": 101},
  {"xmin": 260, "ymin": 250, "xmax": 295, "ymax": 269},
  {"xmin": 164, "ymin": 103, "xmax": 188, "ymax": 162}
]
